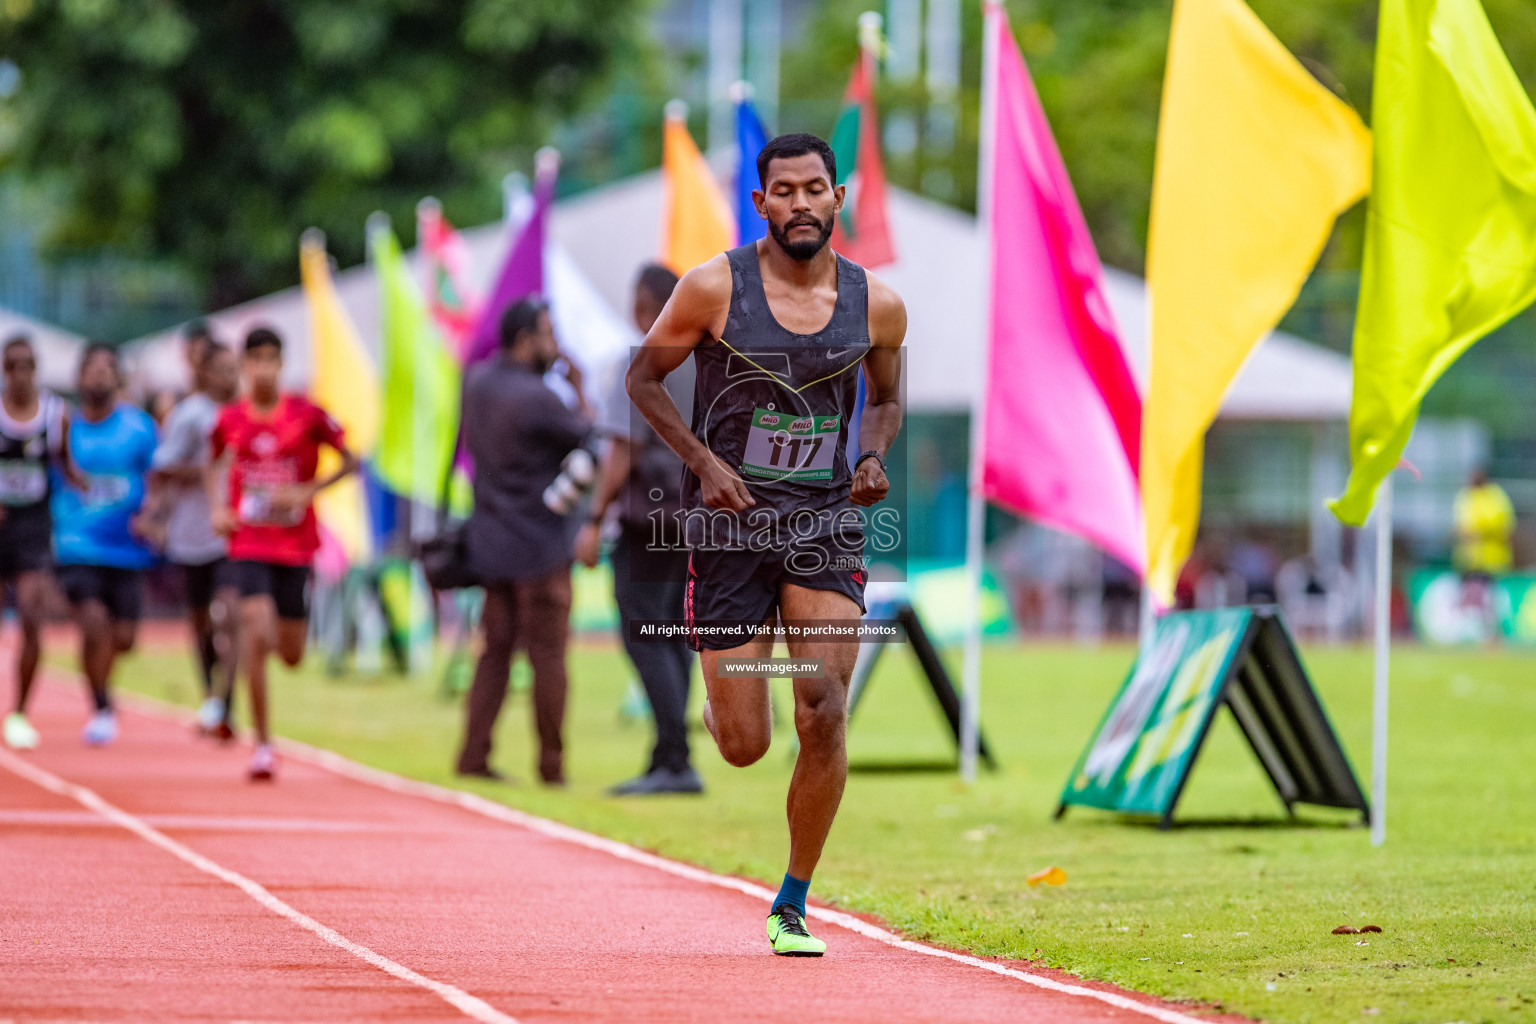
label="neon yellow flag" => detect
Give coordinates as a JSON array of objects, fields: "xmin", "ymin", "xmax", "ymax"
[
  {"xmin": 370, "ymin": 220, "xmax": 460, "ymax": 507},
  {"xmin": 1143, "ymin": 0, "xmax": 1371, "ymax": 604},
  {"xmin": 661, "ymin": 102, "xmax": 734, "ymax": 274},
  {"xmin": 300, "ymin": 231, "xmax": 380, "ymax": 564},
  {"xmin": 1331, "ymin": 0, "xmax": 1536, "ymax": 525}
]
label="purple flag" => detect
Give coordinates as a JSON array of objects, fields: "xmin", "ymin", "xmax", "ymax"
[{"xmin": 465, "ymin": 160, "xmax": 557, "ymax": 364}]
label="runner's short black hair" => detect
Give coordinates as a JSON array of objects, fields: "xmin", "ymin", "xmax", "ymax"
[
  {"xmin": 635, "ymin": 263, "xmax": 680, "ymax": 306},
  {"xmin": 756, "ymin": 133, "xmax": 837, "ymax": 188},
  {"xmin": 244, "ymin": 326, "xmax": 283, "ymax": 354},
  {"xmin": 3, "ymin": 333, "xmax": 33, "ymax": 356},
  {"xmin": 184, "ymin": 319, "xmax": 213, "ymax": 343},
  {"xmin": 500, "ymin": 295, "xmax": 549, "ymax": 348}
]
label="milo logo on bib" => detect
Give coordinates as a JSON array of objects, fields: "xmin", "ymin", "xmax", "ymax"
[{"xmin": 741, "ymin": 408, "xmax": 841, "ymax": 482}]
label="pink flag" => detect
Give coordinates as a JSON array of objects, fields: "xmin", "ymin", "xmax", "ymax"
[{"xmin": 980, "ymin": 2, "xmax": 1144, "ymax": 573}]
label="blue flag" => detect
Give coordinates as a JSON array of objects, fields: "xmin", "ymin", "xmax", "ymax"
[{"xmin": 735, "ymin": 98, "xmax": 769, "ymax": 244}]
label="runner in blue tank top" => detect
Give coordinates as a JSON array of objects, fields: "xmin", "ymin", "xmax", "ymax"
[
  {"xmin": 628, "ymin": 132, "xmax": 907, "ymax": 956},
  {"xmin": 52, "ymin": 344, "xmax": 159, "ymax": 747}
]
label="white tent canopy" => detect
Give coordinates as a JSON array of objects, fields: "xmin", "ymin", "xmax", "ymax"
[
  {"xmin": 0, "ymin": 306, "xmax": 88, "ymax": 393},
  {"xmin": 126, "ymin": 169, "xmax": 1351, "ymax": 422},
  {"xmin": 123, "ymin": 224, "xmax": 634, "ymax": 400}
]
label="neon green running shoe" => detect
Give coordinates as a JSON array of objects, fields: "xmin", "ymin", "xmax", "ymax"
[{"xmin": 766, "ymin": 904, "xmax": 826, "ymax": 957}]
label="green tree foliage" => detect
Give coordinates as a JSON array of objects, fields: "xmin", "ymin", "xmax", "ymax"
[
  {"xmin": 783, "ymin": 0, "xmax": 1536, "ymax": 276},
  {"xmin": 0, "ymin": 0, "xmax": 647, "ymax": 306}
]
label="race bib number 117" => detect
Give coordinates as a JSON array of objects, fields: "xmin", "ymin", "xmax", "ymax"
[{"xmin": 741, "ymin": 408, "xmax": 840, "ymax": 481}]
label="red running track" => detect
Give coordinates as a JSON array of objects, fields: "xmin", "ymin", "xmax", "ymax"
[{"xmin": 1, "ymin": 675, "xmax": 1233, "ymax": 1024}]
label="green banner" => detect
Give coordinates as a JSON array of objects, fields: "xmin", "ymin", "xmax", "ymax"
[{"xmin": 1061, "ymin": 608, "xmax": 1251, "ymax": 816}]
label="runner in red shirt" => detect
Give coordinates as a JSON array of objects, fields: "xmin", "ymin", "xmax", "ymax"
[{"xmin": 209, "ymin": 327, "xmax": 358, "ymax": 781}]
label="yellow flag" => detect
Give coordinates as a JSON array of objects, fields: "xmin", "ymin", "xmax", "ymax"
[
  {"xmin": 661, "ymin": 102, "xmax": 734, "ymax": 274},
  {"xmin": 1143, "ymin": 0, "xmax": 1371, "ymax": 604},
  {"xmin": 300, "ymin": 230, "xmax": 380, "ymax": 565}
]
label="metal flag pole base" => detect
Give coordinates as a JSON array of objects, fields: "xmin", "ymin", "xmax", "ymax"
[{"xmin": 1370, "ymin": 476, "xmax": 1393, "ymax": 847}]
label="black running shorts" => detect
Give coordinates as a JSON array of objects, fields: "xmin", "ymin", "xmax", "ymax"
[
  {"xmin": 178, "ymin": 558, "xmax": 234, "ymax": 610},
  {"xmin": 230, "ymin": 560, "xmax": 312, "ymax": 621},
  {"xmin": 57, "ymin": 565, "xmax": 144, "ymax": 622},
  {"xmin": 683, "ymin": 535, "xmax": 866, "ymax": 652},
  {"xmin": 0, "ymin": 506, "xmax": 52, "ymax": 579}
]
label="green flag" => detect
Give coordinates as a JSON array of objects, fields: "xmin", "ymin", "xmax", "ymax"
[
  {"xmin": 1332, "ymin": 0, "xmax": 1536, "ymax": 525},
  {"xmin": 370, "ymin": 220, "xmax": 461, "ymax": 508}
]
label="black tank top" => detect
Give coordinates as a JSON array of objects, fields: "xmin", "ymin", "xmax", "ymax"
[
  {"xmin": 0, "ymin": 391, "xmax": 63, "ymax": 516},
  {"xmin": 682, "ymin": 244, "xmax": 871, "ymax": 541}
]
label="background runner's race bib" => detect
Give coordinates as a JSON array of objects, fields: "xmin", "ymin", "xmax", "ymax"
[
  {"xmin": 0, "ymin": 460, "xmax": 46, "ymax": 505},
  {"xmin": 741, "ymin": 408, "xmax": 840, "ymax": 481},
  {"xmin": 239, "ymin": 487, "xmax": 302, "ymax": 527},
  {"xmin": 80, "ymin": 473, "xmax": 131, "ymax": 509}
]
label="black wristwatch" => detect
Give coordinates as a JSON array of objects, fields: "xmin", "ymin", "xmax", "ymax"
[{"xmin": 854, "ymin": 450, "xmax": 886, "ymax": 474}]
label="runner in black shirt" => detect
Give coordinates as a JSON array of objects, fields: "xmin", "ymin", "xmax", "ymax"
[
  {"xmin": 1, "ymin": 335, "xmax": 79, "ymax": 750},
  {"xmin": 627, "ymin": 133, "xmax": 906, "ymax": 956}
]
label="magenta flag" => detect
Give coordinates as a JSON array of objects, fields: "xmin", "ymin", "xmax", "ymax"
[
  {"xmin": 981, "ymin": 3, "xmax": 1144, "ymax": 573},
  {"xmin": 464, "ymin": 162, "xmax": 557, "ymax": 365}
]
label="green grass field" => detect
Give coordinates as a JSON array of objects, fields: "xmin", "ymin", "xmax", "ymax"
[{"xmin": 111, "ymin": 635, "xmax": 1535, "ymax": 1024}]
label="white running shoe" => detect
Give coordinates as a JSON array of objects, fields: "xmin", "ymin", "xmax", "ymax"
[
  {"xmin": 82, "ymin": 709, "xmax": 118, "ymax": 747},
  {"xmin": 247, "ymin": 743, "xmax": 277, "ymax": 781},
  {"xmin": 196, "ymin": 696, "xmax": 225, "ymax": 733},
  {"xmin": 4, "ymin": 712, "xmax": 40, "ymax": 750}
]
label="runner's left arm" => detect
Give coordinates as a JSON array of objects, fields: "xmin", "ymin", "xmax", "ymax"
[
  {"xmin": 850, "ymin": 273, "xmax": 907, "ymax": 508},
  {"xmin": 56, "ymin": 414, "xmax": 88, "ymax": 492},
  {"xmin": 307, "ymin": 442, "xmax": 360, "ymax": 499}
]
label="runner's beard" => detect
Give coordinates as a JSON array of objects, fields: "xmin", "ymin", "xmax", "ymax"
[{"xmin": 769, "ymin": 214, "xmax": 834, "ymax": 262}]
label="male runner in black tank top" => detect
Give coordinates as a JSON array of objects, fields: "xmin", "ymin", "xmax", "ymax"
[
  {"xmin": 0, "ymin": 336, "xmax": 77, "ymax": 751},
  {"xmin": 628, "ymin": 132, "xmax": 906, "ymax": 956}
]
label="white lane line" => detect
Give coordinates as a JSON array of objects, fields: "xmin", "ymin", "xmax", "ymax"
[
  {"xmin": 281, "ymin": 739, "xmax": 1216, "ymax": 1024},
  {"xmin": 111, "ymin": 688, "xmax": 1218, "ymax": 1024},
  {"xmin": 0, "ymin": 748, "xmax": 520, "ymax": 1024},
  {"xmin": 0, "ymin": 808, "xmax": 432, "ymax": 833}
]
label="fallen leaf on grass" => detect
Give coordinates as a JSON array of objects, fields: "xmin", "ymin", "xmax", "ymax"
[
  {"xmin": 1026, "ymin": 866, "xmax": 1066, "ymax": 887},
  {"xmin": 1333, "ymin": 925, "xmax": 1360, "ymax": 934}
]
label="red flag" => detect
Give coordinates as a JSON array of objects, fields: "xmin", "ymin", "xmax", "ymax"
[{"xmin": 829, "ymin": 52, "xmax": 896, "ymax": 268}]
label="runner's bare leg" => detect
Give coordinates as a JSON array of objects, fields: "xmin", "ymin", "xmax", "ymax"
[
  {"xmin": 12, "ymin": 570, "xmax": 46, "ymax": 713},
  {"xmin": 698, "ymin": 619, "xmax": 776, "ymax": 767},
  {"xmin": 240, "ymin": 595, "xmax": 275, "ymax": 744},
  {"xmin": 780, "ymin": 584, "xmax": 859, "ymax": 881}
]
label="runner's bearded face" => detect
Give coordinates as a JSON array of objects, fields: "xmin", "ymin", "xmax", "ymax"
[{"xmin": 761, "ymin": 155, "xmax": 839, "ymax": 262}]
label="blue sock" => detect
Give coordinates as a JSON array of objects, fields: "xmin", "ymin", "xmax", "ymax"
[{"xmin": 774, "ymin": 873, "xmax": 810, "ymax": 916}]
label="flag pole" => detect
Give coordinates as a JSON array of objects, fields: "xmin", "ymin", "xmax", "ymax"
[
  {"xmin": 960, "ymin": 1, "xmax": 1000, "ymax": 785},
  {"xmin": 1370, "ymin": 475, "xmax": 1393, "ymax": 847}
]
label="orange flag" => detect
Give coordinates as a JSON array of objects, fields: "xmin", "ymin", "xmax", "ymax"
[{"xmin": 661, "ymin": 101, "xmax": 735, "ymax": 274}]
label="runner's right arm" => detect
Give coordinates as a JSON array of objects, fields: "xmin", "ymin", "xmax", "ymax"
[{"xmin": 627, "ymin": 254, "xmax": 754, "ymax": 512}]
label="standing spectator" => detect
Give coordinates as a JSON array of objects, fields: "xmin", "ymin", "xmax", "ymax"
[
  {"xmin": 456, "ymin": 297, "xmax": 591, "ymax": 786},
  {"xmin": 52, "ymin": 344, "xmax": 158, "ymax": 746},
  {"xmin": 143, "ymin": 342, "xmax": 241, "ymax": 739},
  {"xmin": 1453, "ymin": 466, "xmax": 1515, "ymax": 631},
  {"xmin": 209, "ymin": 328, "xmax": 359, "ymax": 781},
  {"xmin": 0, "ymin": 335, "xmax": 77, "ymax": 751},
  {"xmin": 576, "ymin": 264, "xmax": 703, "ymax": 796}
]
